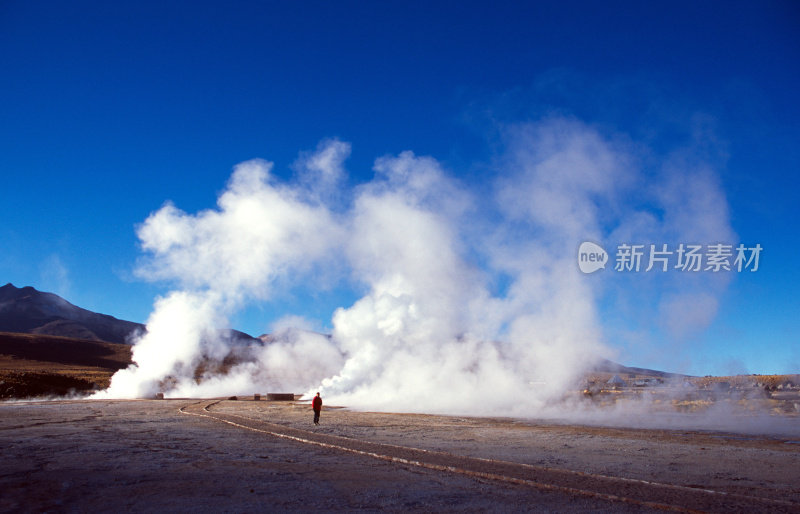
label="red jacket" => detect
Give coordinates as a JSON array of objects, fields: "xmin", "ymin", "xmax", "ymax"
[{"xmin": 312, "ymin": 395, "xmax": 322, "ymax": 410}]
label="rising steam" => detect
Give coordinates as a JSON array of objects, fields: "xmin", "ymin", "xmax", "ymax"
[{"xmin": 94, "ymin": 120, "xmax": 738, "ymax": 418}]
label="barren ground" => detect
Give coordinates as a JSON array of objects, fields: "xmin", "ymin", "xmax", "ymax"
[{"xmin": 2, "ymin": 398, "xmax": 799, "ymax": 513}]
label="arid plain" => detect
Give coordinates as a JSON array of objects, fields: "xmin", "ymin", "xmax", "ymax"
[{"xmin": 2, "ymin": 395, "xmax": 799, "ymax": 513}]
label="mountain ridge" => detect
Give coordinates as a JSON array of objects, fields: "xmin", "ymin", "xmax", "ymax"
[
  {"xmin": 0, "ymin": 283, "xmax": 260, "ymax": 346},
  {"xmin": 0, "ymin": 283, "xmax": 144, "ymax": 344}
]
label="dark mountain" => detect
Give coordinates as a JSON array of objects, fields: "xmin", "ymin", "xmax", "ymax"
[
  {"xmin": 0, "ymin": 283, "xmax": 260, "ymax": 346},
  {"xmin": 0, "ymin": 283, "xmax": 144, "ymax": 344}
]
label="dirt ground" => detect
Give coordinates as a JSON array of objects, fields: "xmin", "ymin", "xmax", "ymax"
[
  {"xmin": 1, "ymin": 399, "xmax": 799, "ymax": 513},
  {"xmin": 0, "ymin": 332, "xmax": 131, "ymax": 398}
]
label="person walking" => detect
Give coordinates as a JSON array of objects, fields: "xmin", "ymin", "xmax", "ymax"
[{"xmin": 312, "ymin": 392, "xmax": 322, "ymax": 425}]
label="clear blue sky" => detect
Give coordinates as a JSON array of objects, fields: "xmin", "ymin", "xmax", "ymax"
[{"xmin": 1, "ymin": 1, "xmax": 798, "ymax": 376}]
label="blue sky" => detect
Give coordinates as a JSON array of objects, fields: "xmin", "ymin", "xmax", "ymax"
[{"xmin": 1, "ymin": 1, "xmax": 798, "ymax": 376}]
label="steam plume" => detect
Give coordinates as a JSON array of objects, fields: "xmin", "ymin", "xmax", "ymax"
[{"xmin": 95, "ymin": 120, "xmax": 737, "ymax": 419}]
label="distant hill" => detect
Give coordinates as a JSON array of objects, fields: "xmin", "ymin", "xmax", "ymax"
[
  {"xmin": 0, "ymin": 283, "xmax": 260, "ymax": 346},
  {"xmin": 592, "ymin": 358, "xmax": 685, "ymax": 379},
  {"xmin": 0, "ymin": 283, "xmax": 144, "ymax": 344}
]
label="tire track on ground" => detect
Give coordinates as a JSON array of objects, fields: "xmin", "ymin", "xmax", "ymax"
[{"xmin": 180, "ymin": 400, "xmax": 800, "ymax": 513}]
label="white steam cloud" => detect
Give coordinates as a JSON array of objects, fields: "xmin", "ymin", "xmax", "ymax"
[
  {"xmin": 95, "ymin": 121, "xmax": 738, "ymax": 418},
  {"xmin": 97, "ymin": 154, "xmax": 344, "ymax": 398}
]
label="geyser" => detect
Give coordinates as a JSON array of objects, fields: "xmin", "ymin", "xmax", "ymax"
[{"xmin": 93, "ymin": 120, "xmax": 737, "ymax": 420}]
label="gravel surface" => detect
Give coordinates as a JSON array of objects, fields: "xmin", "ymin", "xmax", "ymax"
[{"xmin": 1, "ymin": 399, "xmax": 799, "ymax": 512}]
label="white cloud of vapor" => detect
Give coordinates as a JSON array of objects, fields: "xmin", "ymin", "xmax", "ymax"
[
  {"xmin": 95, "ymin": 156, "xmax": 343, "ymax": 398},
  {"xmin": 294, "ymin": 138, "xmax": 351, "ymax": 203},
  {"xmin": 39, "ymin": 254, "xmax": 71, "ymax": 299},
  {"xmin": 94, "ymin": 118, "xmax": 739, "ymax": 421}
]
